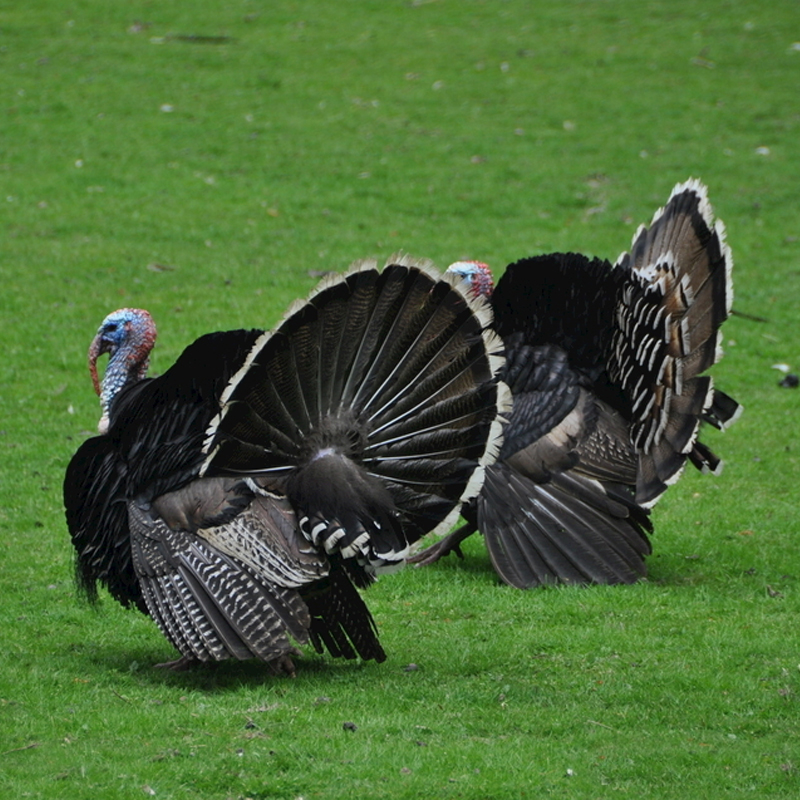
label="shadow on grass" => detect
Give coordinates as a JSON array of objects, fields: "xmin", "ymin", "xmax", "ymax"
[
  {"xmin": 73, "ymin": 639, "xmax": 382, "ymax": 691},
  {"xmin": 412, "ymin": 537, "xmax": 710, "ymax": 590}
]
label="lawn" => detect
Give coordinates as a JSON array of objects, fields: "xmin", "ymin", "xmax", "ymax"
[{"xmin": 1, "ymin": 1, "xmax": 798, "ymax": 798}]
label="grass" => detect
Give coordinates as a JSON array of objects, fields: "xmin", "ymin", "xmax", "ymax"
[{"xmin": 1, "ymin": 1, "xmax": 799, "ymax": 797}]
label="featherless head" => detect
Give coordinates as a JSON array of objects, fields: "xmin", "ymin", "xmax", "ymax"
[
  {"xmin": 88, "ymin": 308, "xmax": 156, "ymax": 433},
  {"xmin": 446, "ymin": 261, "xmax": 494, "ymax": 299}
]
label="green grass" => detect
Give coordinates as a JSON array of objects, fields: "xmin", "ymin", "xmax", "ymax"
[{"xmin": 1, "ymin": 1, "xmax": 799, "ymax": 797}]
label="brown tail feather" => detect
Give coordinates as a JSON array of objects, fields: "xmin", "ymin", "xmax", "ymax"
[
  {"xmin": 611, "ymin": 180, "xmax": 740, "ymax": 507},
  {"xmin": 703, "ymin": 388, "xmax": 743, "ymax": 430}
]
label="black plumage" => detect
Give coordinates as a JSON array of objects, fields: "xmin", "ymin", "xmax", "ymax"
[
  {"xmin": 64, "ymin": 259, "xmax": 507, "ymax": 671},
  {"xmin": 65, "ymin": 329, "xmax": 261, "ymax": 614},
  {"xmin": 410, "ymin": 180, "xmax": 742, "ymax": 588}
]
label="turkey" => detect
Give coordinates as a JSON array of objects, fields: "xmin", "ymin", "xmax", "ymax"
[
  {"xmin": 409, "ymin": 180, "xmax": 742, "ymax": 588},
  {"xmin": 64, "ymin": 257, "xmax": 508, "ymax": 673}
]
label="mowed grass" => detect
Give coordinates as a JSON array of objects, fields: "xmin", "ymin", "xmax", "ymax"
[{"xmin": 1, "ymin": 1, "xmax": 799, "ymax": 798}]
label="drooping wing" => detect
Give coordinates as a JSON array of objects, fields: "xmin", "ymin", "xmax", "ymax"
[
  {"xmin": 478, "ymin": 462, "xmax": 651, "ymax": 589},
  {"xmin": 477, "ymin": 340, "xmax": 650, "ymax": 588},
  {"xmin": 129, "ymin": 498, "xmax": 312, "ymax": 663},
  {"xmin": 64, "ymin": 434, "xmax": 145, "ymax": 611}
]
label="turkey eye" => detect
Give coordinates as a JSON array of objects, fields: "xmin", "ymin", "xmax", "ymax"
[{"xmin": 106, "ymin": 323, "xmax": 118, "ymax": 333}]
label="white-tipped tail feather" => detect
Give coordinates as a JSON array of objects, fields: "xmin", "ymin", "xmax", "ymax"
[{"xmin": 202, "ymin": 259, "xmax": 507, "ymax": 576}]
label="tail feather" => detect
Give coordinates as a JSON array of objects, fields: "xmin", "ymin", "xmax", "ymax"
[
  {"xmin": 703, "ymin": 388, "xmax": 743, "ymax": 430},
  {"xmin": 636, "ymin": 400, "xmax": 712, "ymax": 507},
  {"xmin": 629, "ymin": 179, "xmax": 733, "ymax": 320},
  {"xmin": 351, "ymin": 270, "xmax": 460, "ymax": 412},
  {"xmin": 688, "ymin": 439, "xmax": 723, "ymax": 475},
  {"xmin": 677, "ymin": 333, "xmax": 722, "ymax": 382},
  {"xmin": 337, "ymin": 263, "xmax": 433, "ymax": 411},
  {"xmin": 611, "ymin": 180, "xmax": 740, "ymax": 506},
  {"xmin": 661, "ymin": 377, "xmax": 714, "ymax": 454},
  {"xmin": 478, "ymin": 463, "xmax": 652, "ymax": 588},
  {"xmin": 201, "ymin": 260, "xmax": 507, "ymax": 571}
]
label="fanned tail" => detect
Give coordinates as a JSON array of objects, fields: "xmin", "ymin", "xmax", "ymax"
[
  {"xmin": 478, "ymin": 463, "xmax": 652, "ymax": 589},
  {"xmin": 201, "ymin": 258, "xmax": 508, "ymax": 574},
  {"xmin": 610, "ymin": 179, "xmax": 742, "ymax": 506}
]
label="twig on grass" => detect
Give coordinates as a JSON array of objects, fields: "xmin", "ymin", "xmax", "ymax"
[
  {"xmin": 588, "ymin": 719, "xmax": 619, "ymax": 733},
  {"xmin": 1, "ymin": 742, "xmax": 40, "ymax": 756}
]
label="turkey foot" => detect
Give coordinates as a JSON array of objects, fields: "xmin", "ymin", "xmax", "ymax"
[
  {"xmin": 267, "ymin": 651, "xmax": 300, "ymax": 678},
  {"xmin": 407, "ymin": 522, "xmax": 475, "ymax": 566}
]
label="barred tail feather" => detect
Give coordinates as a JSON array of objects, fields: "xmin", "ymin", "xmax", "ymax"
[
  {"xmin": 703, "ymin": 388, "xmax": 743, "ymax": 430},
  {"xmin": 611, "ymin": 179, "xmax": 741, "ymax": 506},
  {"xmin": 688, "ymin": 439, "xmax": 723, "ymax": 475}
]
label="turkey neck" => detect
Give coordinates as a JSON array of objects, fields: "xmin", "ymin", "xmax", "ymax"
[{"xmin": 91, "ymin": 325, "xmax": 155, "ymax": 434}]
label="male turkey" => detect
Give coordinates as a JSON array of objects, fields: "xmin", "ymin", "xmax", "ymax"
[
  {"xmin": 409, "ymin": 180, "xmax": 742, "ymax": 588},
  {"xmin": 64, "ymin": 258, "xmax": 508, "ymax": 672}
]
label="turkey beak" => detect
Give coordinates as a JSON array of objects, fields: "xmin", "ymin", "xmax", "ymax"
[{"xmin": 88, "ymin": 332, "xmax": 111, "ymax": 397}]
